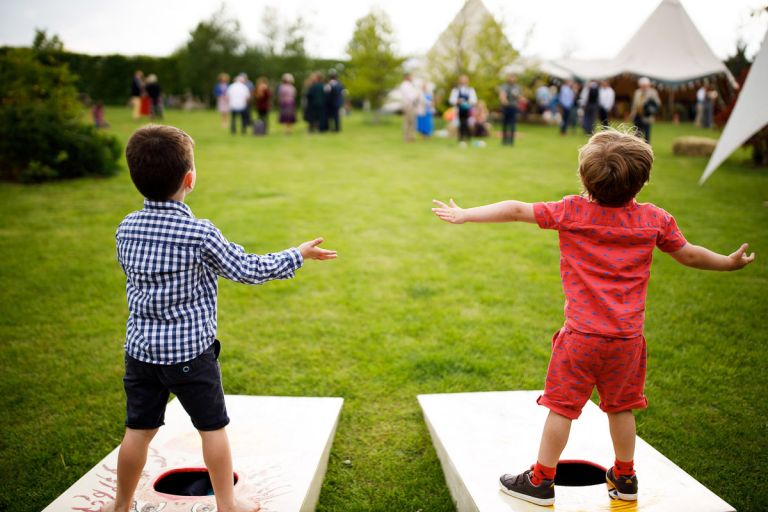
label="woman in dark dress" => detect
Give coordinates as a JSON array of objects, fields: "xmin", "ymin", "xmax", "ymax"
[{"xmin": 304, "ymin": 72, "xmax": 326, "ymax": 133}]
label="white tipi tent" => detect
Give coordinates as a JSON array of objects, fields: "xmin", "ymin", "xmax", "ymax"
[
  {"xmin": 549, "ymin": 0, "xmax": 736, "ymax": 86},
  {"xmin": 700, "ymin": 29, "xmax": 768, "ymax": 184}
]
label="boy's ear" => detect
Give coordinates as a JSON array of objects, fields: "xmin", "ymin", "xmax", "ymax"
[{"xmin": 183, "ymin": 170, "xmax": 195, "ymax": 190}]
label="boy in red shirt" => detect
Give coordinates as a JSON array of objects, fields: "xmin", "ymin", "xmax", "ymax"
[{"xmin": 431, "ymin": 128, "xmax": 755, "ymax": 506}]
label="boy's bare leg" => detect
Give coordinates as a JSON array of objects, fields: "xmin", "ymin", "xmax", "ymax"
[
  {"xmin": 200, "ymin": 427, "xmax": 260, "ymax": 512},
  {"xmin": 101, "ymin": 427, "xmax": 158, "ymax": 512},
  {"xmin": 608, "ymin": 411, "xmax": 636, "ymax": 461},
  {"xmin": 536, "ymin": 410, "xmax": 572, "ymax": 467}
]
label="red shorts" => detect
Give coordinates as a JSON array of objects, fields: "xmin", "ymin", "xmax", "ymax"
[{"xmin": 537, "ymin": 328, "xmax": 648, "ymax": 420}]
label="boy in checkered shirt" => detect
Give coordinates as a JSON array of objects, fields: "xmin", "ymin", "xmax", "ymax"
[
  {"xmin": 432, "ymin": 127, "xmax": 754, "ymax": 506},
  {"xmin": 103, "ymin": 125, "xmax": 336, "ymax": 512}
]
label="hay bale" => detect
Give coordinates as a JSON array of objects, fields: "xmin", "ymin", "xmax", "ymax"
[{"xmin": 673, "ymin": 136, "xmax": 718, "ymax": 157}]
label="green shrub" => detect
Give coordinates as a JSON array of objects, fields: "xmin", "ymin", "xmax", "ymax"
[{"xmin": 0, "ymin": 48, "xmax": 121, "ymax": 182}]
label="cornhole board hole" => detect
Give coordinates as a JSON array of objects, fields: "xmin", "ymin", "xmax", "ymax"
[
  {"xmin": 44, "ymin": 395, "xmax": 343, "ymax": 512},
  {"xmin": 418, "ymin": 391, "xmax": 735, "ymax": 512}
]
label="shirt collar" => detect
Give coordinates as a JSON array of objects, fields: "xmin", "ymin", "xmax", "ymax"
[
  {"xmin": 584, "ymin": 195, "xmax": 638, "ymax": 209},
  {"xmin": 143, "ymin": 199, "xmax": 194, "ymax": 218}
]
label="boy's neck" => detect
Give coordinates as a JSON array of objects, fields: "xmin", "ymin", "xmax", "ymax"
[{"xmin": 168, "ymin": 189, "xmax": 187, "ymax": 203}]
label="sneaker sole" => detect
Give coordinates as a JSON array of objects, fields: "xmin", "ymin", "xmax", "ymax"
[
  {"xmin": 606, "ymin": 481, "xmax": 638, "ymax": 501},
  {"xmin": 500, "ymin": 485, "xmax": 555, "ymax": 506}
]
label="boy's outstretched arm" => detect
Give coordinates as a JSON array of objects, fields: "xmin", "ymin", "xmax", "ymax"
[
  {"xmin": 432, "ymin": 198, "xmax": 536, "ymax": 224},
  {"xmin": 669, "ymin": 242, "xmax": 755, "ymax": 271},
  {"xmin": 202, "ymin": 227, "xmax": 336, "ymax": 285}
]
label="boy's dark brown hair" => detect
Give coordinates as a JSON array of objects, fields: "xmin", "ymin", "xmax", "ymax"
[
  {"xmin": 578, "ymin": 128, "xmax": 653, "ymax": 207},
  {"xmin": 125, "ymin": 125, "xmax": 194, "ymax": 201}
]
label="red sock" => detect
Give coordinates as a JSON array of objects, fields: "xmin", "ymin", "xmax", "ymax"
[
  {"xmin": 531, "ymin": 462, "xmax": 557, "ymax": 485},
  {"xmin": 614, "ymin": 458, "xmax": 635, "ymax": 477}
]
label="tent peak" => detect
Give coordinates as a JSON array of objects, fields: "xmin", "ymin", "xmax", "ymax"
[{"xmin": 549, "ymin": 0, "xmax": 735, "ymax": 85}]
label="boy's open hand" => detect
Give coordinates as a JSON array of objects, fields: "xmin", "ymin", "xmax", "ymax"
[
  {"xmin": 299, "ymin": 238, "xmax": 337, "ymax": 261},
  {"xmin": 728, "ymin": 243, "xmax": 755, "ymax": 270},
  {"xmin": 432, "ymin": 198, "xmax": 466, "ymax": 224}
]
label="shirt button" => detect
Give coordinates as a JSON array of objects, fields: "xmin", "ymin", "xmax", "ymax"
[{"xmin": 183, "ymin": 366, "xmax": 190, "ymax": 373}]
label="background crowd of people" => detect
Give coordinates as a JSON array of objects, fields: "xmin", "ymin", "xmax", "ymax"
[
  {"xmin": 209, "ymin": 69, "xmax": 347, "ymax": 136},
  {"xmin": 393, "ymin": 72, "xmax": 670, "ymax": 146},
  {"xmin": 123, "ymin": 67, "xmax": 714, "ymax": 148}
]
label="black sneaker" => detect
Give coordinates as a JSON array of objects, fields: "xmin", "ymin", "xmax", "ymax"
[
  {"xmin": 499, "ymin": 469, "xmax": 555, "ymax": 506},
  {"xmin": 606, "ymin": 467, "xmax": 638, "ymax": 501}
]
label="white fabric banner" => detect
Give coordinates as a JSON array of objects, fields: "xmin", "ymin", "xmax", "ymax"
[{"xmin": 700, "ymin": 29, "xmax": 768, "ymax": 184}]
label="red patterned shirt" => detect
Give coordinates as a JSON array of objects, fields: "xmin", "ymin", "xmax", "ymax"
[{"xmin": 534, "ymin": 195, "xmax": 687, "ymax": 338}]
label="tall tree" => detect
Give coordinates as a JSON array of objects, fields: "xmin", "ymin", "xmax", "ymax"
[
  {"xmin": 260, "ymin": 7, "xmax": 281, "ymax": 56},
  {"xmin": 471, "ymin": 16, "xmax": 518, "ymax": 109},
  {"xmin": 426, "ymin": 14, "xmax": 472, "ymax": 101},
  {"xmin": 32, "ymin": 29, "xmax": 64, "ymax": 53},
  {"xmin": 427, "ymin": 7, "xmax": 518, "ymax": 108},
  {"xmin": 283, "ymin": 16, "xmax": 309, "ymax": 58},
  {"xmin": 31, "ymin": 28, "xmax": 65, "ymax": 66},
  {"xmin": 174, "ymin": 6, "xmax": 244, "ymax": 102},
  {"xmin": 281, "ymin": 16, "xmax": 310, "ymax": 86},
  {"xmin": 345, "ymin": 10, "xmax": 404, "ymax": 115},
  {"xmin": 257, "ymin": 8, "xmax": 309, "ymax": 59},
  {"xmin": 251, "ymin": 8, "xmax": 310, "ymax": 84}
]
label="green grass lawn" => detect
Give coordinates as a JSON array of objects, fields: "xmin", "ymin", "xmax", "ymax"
[{"xmin": 1, "ymin": 108, "xmax": 766, "ymax": 511}]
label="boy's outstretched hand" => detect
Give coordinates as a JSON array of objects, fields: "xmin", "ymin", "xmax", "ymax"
[
  {"xmin": 671, "ymin": 241, "xmax": 755, "ymax": 271},
  {"xmin": 432, "ymin": 198, "xmax": 466, "ymax": 224},
  {"xmin": 299, "ymin": 238, "xmax": 337, "ymax": 261},
  {"xmin": 728, "ymin": 242, "xmax": 756, "ymax": 270}
]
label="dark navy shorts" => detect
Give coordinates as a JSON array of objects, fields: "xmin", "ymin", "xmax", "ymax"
[{"xmin": 123, "ymin": 339, "xmax": 229, "ymax": 431}]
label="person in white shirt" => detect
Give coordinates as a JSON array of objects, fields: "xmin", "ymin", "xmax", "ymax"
[
  {"xmin": 598, "ymin": 80, "xmax": 615, "ymax": 128},
  {"xmin": 694, "ymin": 85, "xmax": 706, "ymax": 127},
  {"xmin": 399, "ymin": 73, "xmax": 420, "ymax": 142},
  {"xmin": 227, "ymin": 75, "xmax": 251, "ymax": 135},
  {"xmin": 449, "ymin": 75, "xmax": 478, "ymax": 143},
  {"xmin": 702, "ymin": 86, "xmax": 716, "ymax": 129},
  {"xmin": 535, "ymin": 83, "xmax": 551, "ymax": 114}
]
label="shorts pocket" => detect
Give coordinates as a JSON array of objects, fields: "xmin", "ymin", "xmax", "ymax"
[{"xmin": 162, "ymin": 349, "xmax": 215, "ymax": 384}]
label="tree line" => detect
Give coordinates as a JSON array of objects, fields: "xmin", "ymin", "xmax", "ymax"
[
  {"xmin": 3, "ymin": 6, "xmax": 530, "ymax": 112},
  {"xmin": 2, "ymin": 8, "xmax": 345, "ymax": 106}
]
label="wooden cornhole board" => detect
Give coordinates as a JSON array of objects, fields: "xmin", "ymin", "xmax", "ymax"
[
  {"xmin": 44, "ymin": 395, "xmax": 343, "ymax": 512},
  {"xmin": 418, "ymin": 391, "xmax": 735, "ymax": 512}
]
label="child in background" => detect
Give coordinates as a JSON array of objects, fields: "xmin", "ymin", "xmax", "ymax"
[
  {"xmin": 92, "ymin": 101, "xmax": 109, "ymax": 129},
  {"xmin": 472, "ymin": 101, "xmax": 491, "ymax": 138},
  {"xmin": 449, "ymin": 75, "xmax": 478, "ymax": 145},
  {"xmin": 103, "ymin": 124, "xmax": 336, "ymax": 512},
  {"xmin": 432, "ymin": 127, "xmax": 754, "ymax": 506},
  {"xmin": 214, "ymin": 73, "xmax": 230, "ymax": 128}
]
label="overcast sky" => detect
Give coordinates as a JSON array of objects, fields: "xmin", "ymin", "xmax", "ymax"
[{"xmin": 1, "ymin": 0, "xmax": 766, "ymax": 61}]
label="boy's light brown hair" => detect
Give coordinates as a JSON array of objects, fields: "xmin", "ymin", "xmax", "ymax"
[
  {"xmin": 578, "ymin": 128, "xmax": 653, "ymax": 207},
  {"xmin": 125, "ymin": 125, "xmax": 195, "ymax": 201}
]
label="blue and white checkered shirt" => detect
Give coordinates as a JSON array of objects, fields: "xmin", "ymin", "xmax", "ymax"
[{"xmin": 116, "ymin": 200, "xmax": 303, "ymax": 365}]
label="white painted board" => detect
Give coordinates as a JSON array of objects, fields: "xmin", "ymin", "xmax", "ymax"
[
  {"xmin": 418, "ymin": 390, "xmax": 735, "ymax": 512},
  {"xmin": 44, "ymin": 395, "xmax": 343, "ymax": 512}
]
